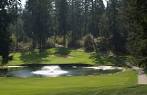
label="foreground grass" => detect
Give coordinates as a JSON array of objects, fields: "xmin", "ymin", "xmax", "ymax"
[
  {"xmin": 8, "ymin": 48, "xmax": 94, "ymax": 65},
  {"xmin": 0, "ymin": 70, "xmax": 142, "ymax": 95}
]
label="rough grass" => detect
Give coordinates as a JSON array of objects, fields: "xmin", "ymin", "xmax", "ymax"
[
  {"xmin": 8, "ymin": 48, "xmax": 94, "ymax": 65},
  {"xmin": 0, "ymin": 70, "xmax": 142, "ymax": 95}
]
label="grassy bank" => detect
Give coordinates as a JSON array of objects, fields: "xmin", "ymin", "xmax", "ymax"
[
  {"xmin": 8, "ymin": 48, "xmax": 94, "ymax": 65},
  {"xmin": 0, "ymin": 70, "xmax": 142, "ymax": 95},
  {"xmin": 4, "ymin": 48, "xmax": 128, "ymax": 66}
]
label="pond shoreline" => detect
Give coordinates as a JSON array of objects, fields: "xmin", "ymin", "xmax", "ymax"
[
  {"xmin": 0, "ymin": 63, "xmax": 93, "ymax": 69},
  {"xmin": 0, "ymin": 64, "xmax": 124, "ymax": 78}
]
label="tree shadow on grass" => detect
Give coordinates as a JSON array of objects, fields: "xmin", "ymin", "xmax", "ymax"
[
  {"xmin": 20, "ymin": 50, "xmax": 50, "ymax": 64},
  {"xmin": 90, "ymin": 52, "xmax": 126, "ymax": 66},
  {"xmin": 90, "ymin": 52, "xmax": 108, "ymax": 65},
  {"xmin": 55, "ymin": 47, "xmax": 71, "ymax": 57}
]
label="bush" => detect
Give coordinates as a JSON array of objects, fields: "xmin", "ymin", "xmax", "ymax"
[
  {"xmin": 55, "ymin": 36, "xmax": 64, "ymax": 45},
  {"xmin": 84, "ymin": 34, "xmax": 95, "ymax": 52},
  {"xmin": 46, "ymin": 38, "xmax": 55, "ymax": 48},
  {"xmin": 55, "ymin": 47, "xmax": 70, "ymax": 56},
  {"xmin": 68, "ymin": 39, "xmax": 84, "ymax": 49},
  {"xmin": 96, "ymin": 37, "xmax": 109, "ymax": 54}
]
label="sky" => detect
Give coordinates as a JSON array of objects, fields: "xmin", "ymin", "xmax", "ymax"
[
  {"xmin": 21, "ymin": 0, "xmax": 27, "ymax": 8},
  {"xmin": 21, "ymin": 0, "xmax": 108, "ymax": 8}
]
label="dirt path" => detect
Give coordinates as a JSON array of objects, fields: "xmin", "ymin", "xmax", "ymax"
[
  {"xmin": 138, "ymin": 69, "xmax": 147, "ymax": 85},
  {"xmin": 131, "ymin": 66, "xmax": 147, "ymax": 84},
  {"xmin": 138, "ymin": 74, "xmax": 147, "ymax": 84}
]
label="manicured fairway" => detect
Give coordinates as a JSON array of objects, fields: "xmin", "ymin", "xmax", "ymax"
[{"xmin": 1, "ymin": 70, "xmax": 145, "ymax": 95}]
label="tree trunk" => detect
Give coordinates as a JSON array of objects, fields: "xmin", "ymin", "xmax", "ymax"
[{"xmin": 63, "ymin": 34, "xmax": 68, "ymax": 48}]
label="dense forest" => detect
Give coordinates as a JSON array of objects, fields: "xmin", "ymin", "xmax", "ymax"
[{"xmin": 0, "ymin": 0, "xmax": 146, "ymax": 68}]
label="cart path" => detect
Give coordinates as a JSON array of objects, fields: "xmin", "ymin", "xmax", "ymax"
[
  {"xmin": 132, "ymin": 66, "xmax": 147, "ymax": 85},
  {"xmin": 138, "ymin": 74, "xmax": 147, "ymax": 84},
  {"xmin": 138, "ymin": 69, "xmax": 147, "ymax": 85}
]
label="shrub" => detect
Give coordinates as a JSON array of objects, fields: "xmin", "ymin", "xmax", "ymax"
[
  {"xmin": 46, "ymin": 38, "xmax": 55, "ymax": 48},
  {"xmin": 55, "ymin": 36, "xmax": 64, "ymax": 45},
  {"xmin": 96, "ymin": 37, "xmax": 109, "ymax": 54},
  {"xmin": 84, "ymin": 34, "xmax": 95, "ymax": 52},
  {"xmin": 68, "ymin": 39, "xmax": 84, "ymax": 49},
  {"xmin": 55, "ymin": 47, "xmax": 70, "ymax": 56}
]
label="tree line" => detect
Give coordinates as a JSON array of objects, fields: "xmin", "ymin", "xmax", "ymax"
[{"xmin": 0, "ymin": 0, "xmax": 146, "ymax": 67}]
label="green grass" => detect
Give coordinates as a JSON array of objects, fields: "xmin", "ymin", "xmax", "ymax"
[
  {"xmin": 8, "ymin": 48, "xmax": 95, "ymax": 65},
  {"xmin": 1, "ymin": 49, "xmax": 146, "ymax": 95},
  {"xmin": 0, "ymin": 48, "xmax": 130, "ymax": 66},
  {"xmin": 0, "ymin": 70, "xmax": 144, "ymax": 95}
]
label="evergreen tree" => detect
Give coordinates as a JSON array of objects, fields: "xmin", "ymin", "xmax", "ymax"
[
  {"xmin": 123, "ymin": 0, "xmax": 147, "ymax": 67},
  {"xmin": 55, "ymin": 0, "xmax": 68, "ymax": 47},
  {"xmin": 106, "ymin": 0, "xmax": 127, "ymax": 55},
  {"xmin": 24, "ymin": 0, "xmax": 52, "ymax": 51},
  {"xmin": 89, "ymin": 0, "xmax": 105, "ymax": 37},
  {"xmin": 68, "ymin": 0, "xmax": 84, "ymax": 48},
  {"xmin": 0, "ymin": 0, "xmax": 20, "ymax": 64}
]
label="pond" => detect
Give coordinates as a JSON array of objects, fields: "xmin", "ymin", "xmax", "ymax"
[{"xmin": 0, "ymin": 65, "xmax": 124, "ymax": 78}]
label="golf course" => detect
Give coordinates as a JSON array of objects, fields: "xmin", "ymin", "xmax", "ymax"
[
  {"xmin": 0, "ymin": 0, "xmax": 147, "ymax": 95},
  {"xmin": 1, "ymin": 70, "xmax": 147, "ymax": 95}
]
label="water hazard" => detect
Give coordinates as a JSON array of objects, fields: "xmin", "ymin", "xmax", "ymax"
[{"xmin": 0, "ymin": 65, "xmax": 124, "ymax": 78}]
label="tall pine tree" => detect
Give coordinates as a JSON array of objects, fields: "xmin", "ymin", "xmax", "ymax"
[{"xmin": 0, "ymin": 0, "xmax": 20, "ymax": 64}]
